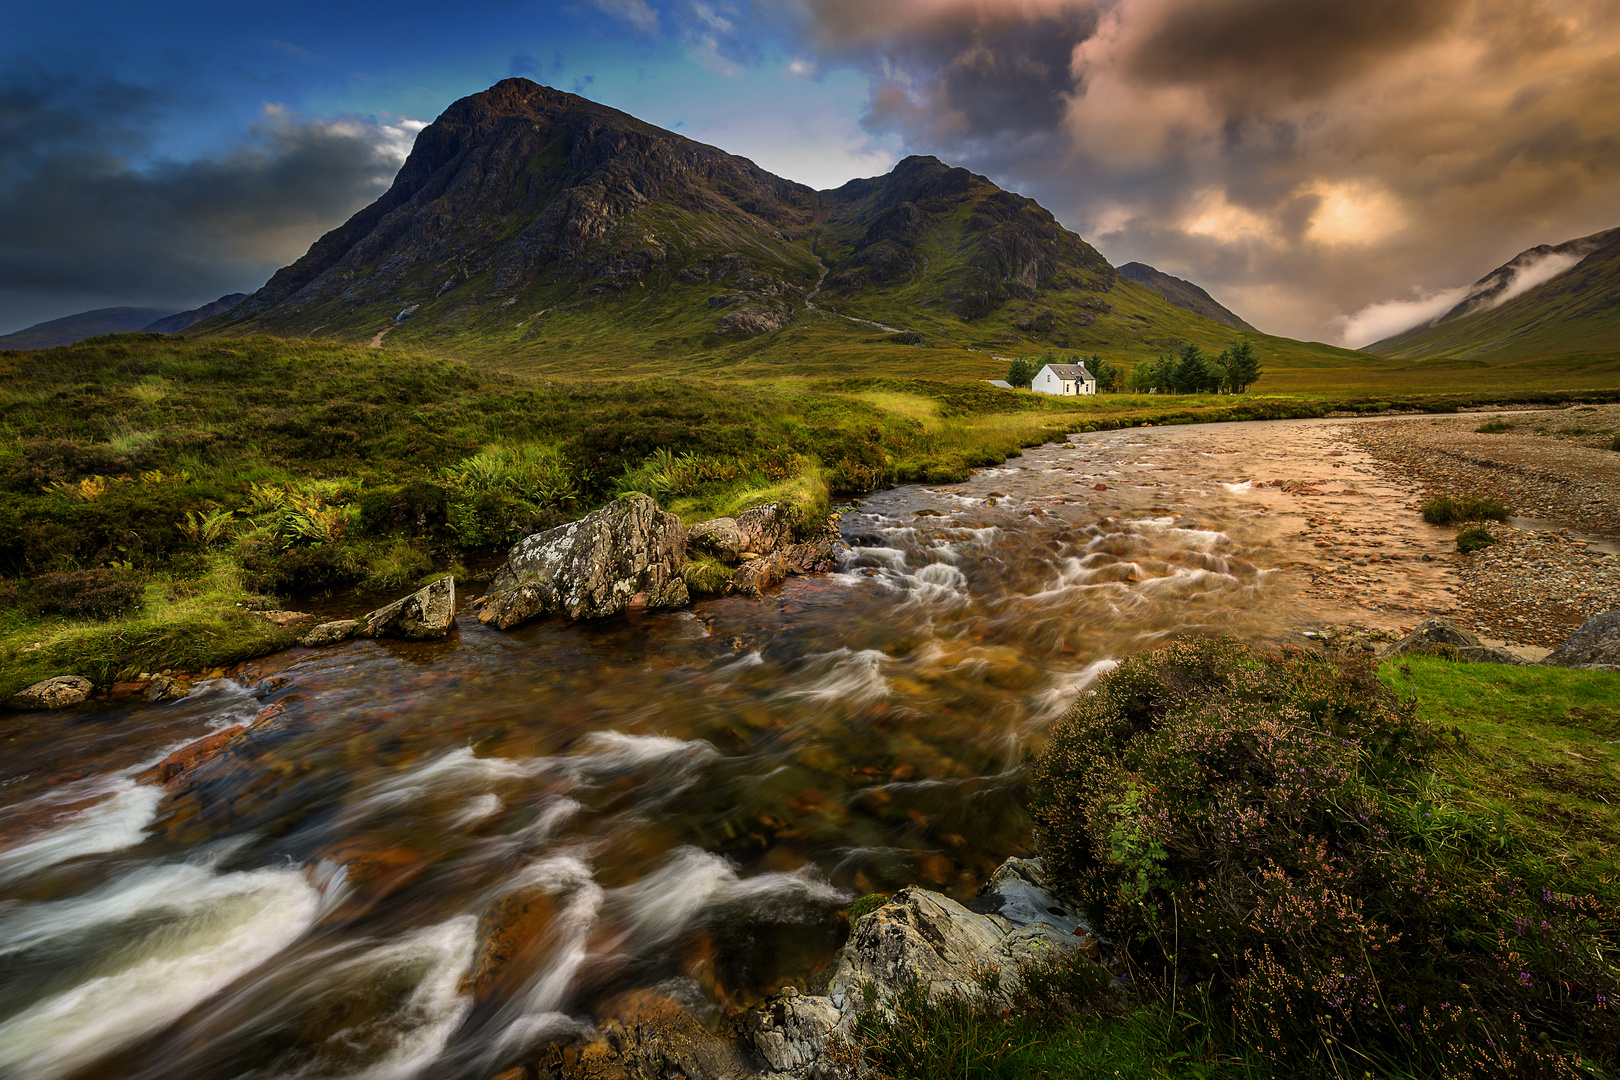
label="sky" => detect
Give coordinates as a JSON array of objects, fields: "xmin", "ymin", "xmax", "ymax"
[{"xmin": 3, "ymin": 0, "xmax": 1618, "ymax": 346}]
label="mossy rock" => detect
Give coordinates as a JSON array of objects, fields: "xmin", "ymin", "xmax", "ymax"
[{"xmin": 682, "ymin": 554, "xmax": 735, "ymax": 597}]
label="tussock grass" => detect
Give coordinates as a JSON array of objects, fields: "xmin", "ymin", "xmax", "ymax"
[
  {"xmin": 1456, "ymin": 526, "xmax": 1496, "ymax": 553},
  {"xmin": 1422, "ymin": 494, "xmax": 1510, "ymax": 524},
  {"xmin": 1476, "ymin": 417, "xmax": 1515, "ymax": 433}
]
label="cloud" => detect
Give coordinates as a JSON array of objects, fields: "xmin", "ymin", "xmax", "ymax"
[
  {"xmin": 777, "ymin": 0, "xmax": 1620, "ymax": 342},
  {"xmin": 0, "ymin": 67, "xmax": 418, "ymax": 332},
  {"xmin": 1335, "ymin": 286, "xmax": 1473, "ymax": 349},
  {"xmin": 590, "ymin": 0, "xmax": 661, "ymax": 35}
]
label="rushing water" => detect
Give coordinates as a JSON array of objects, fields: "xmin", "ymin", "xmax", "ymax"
[{"xmin": 0, "ymin": 418, "xmax": 1460, "ymax": 1079}]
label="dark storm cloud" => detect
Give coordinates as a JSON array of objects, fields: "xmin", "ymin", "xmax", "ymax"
[
  {"xmin": 782, "ymin": 0, "xmax": 1620, "ymax": 342},
  {"xmin": 0, "ymin": 66, "xmax": 417, "ymax": 332}
]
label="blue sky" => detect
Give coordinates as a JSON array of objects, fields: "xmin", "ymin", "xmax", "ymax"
[{"xmin": 4, "ymin": 0, "xmax": 1618, "ymax": 343}]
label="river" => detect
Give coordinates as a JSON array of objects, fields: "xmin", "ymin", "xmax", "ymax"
[{"xmin": 0, "ymin": 417, "xmax": 1465, "ymax": 1079}]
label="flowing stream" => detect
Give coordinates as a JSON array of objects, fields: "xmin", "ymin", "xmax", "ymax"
[{"xmin": 0, "ymin": 417, "xmax": 1463, "ymax": 1079}]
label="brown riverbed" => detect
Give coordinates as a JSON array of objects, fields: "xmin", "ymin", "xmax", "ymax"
[{"xmin": 0, "ymin": 412, "xmax": 1606, "ymax": 1080}]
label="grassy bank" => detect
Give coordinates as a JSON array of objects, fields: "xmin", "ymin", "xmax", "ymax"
[
  {"xmin": 852, "ymin": 650, "xmax": 1620, "ymax": 1079},
  {"xmin": 5, "ymin": 332, "xmax": 1620, "ymax": 698}
]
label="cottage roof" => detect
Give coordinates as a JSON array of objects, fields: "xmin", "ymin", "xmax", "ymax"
[{"xmin": 1043, "ymin": 363, "xmax": 1094, "ymax": 381}]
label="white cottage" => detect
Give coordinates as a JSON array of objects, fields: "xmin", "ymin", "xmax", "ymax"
[{"xmin": 1032, "ymin": 362, "xmax": 1096, "ymax": 396}]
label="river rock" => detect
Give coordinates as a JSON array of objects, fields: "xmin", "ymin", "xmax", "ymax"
[
  {"xmin": 361, "ymin": 577, "xmax": 456, "ymax": 640},
  {"xmin": 584, "ymin": 990, "xmax": 755, "ymax": 1080},
  {"xmin": 9, "ymin": 675, "xmax": 92, "ymax": 710},
  {"xmin": 737, "ymin": 504, "xmax": 793, "ymax": 555},
  {"xmin": 479, "ymin": 494, "xmax": 687, "ymax": 628},
  {"xmin": 689, "ymin": 517, "xmax": 743, "ymax": 563},
  {"xmin": 1541, "ymin": 610, "xmax": 1620, "ymax": 670},
  {"xmin": 300, "ymin": 619, "xmax": 360, "ymax": 647},
  {"xmin": 731, "ymin": 550, "xmax": 790, "ymax": 598},
  {"xmin": 741, "ymin": 857, "xmax": 1099, "ymax": 1079},
  {"xmin": 146, "ymin": 674, "xmax": 192, "ymax": 702},
  {"xmin": 1384, "ymin": 618, "xmax": 1526, "ymax": 665}
]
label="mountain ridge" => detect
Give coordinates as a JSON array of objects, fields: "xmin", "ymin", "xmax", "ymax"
[
  {"xmin": 1117, "ymin": 262, "xmax": 1256, "ymax": 332},
  {"xmin": 201, "ymin": 78, "xmax": 1365, "ymax": 378}
]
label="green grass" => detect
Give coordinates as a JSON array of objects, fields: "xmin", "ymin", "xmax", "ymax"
[
  {"xmin": 1382, "ymin": 655, "xmax": 1620, "ymax": 902},
  {"xmin": 1456, "ymin": 526, "xmax": 1496, "ymax": 552},
  {"xmin": 1476, "ymin": 417, "xmax": 1515, "ymax": 433}
]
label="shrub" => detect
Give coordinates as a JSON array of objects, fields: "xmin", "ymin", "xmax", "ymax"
[
  {"xmin": 1030, "ymin": 640, "xmax": 1619, "ymax": 1076},
  {"xmin": 1476, "ymin": 418, "xmax": 1515, "ymax": 433},
  {"xmin": 6, "ymin": 568, "xmax": 145, "ymax": 619},
  {"xmin": 1422, "ymin": 494, "xmax": 1509, "ymax": 524},
  {"xmin": 358, "ymin": 480, "xmax": 448, "ymax": 534},
  {"xmin": 1457, "ymin": 526, "xmax": 1496, "ymax": 553}
]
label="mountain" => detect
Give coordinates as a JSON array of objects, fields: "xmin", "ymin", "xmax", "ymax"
[
  {"xmin": 0, "ymin": 307, "xmax": 177, "ymax": 350},
  {"xmin": 1117, "ymin": 262, "xmax": 1256, "ymax": 332},
  {"xmin": 1368, "ymin": 227, "xmax": 1620, "ymax": 361},
  {"xmin": 202, "ymin": 78, "xmax": 1364, "ymax": 377},
  {"xmin": 142, "ymin": 293, "xmax": 249, "ymax": 334}
]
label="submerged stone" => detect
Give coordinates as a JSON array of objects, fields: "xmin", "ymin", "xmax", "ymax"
[{"xmin": 362, "ymin": 577, "xmax": 456, "ymax": 640}]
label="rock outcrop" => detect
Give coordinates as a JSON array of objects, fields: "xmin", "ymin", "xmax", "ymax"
[
  {"xmin": 737, "ymin": 504, "xmax": 793, "ymax": 555},
  {"xmin": 479, "ymin": 494, "xmax": 687, "ymax": 628},
  {"xmin": 1384, "ymin": 619, "xmax": 1526, "ymax": 665},
  {"xmin": 1542, "ymin": 610, "xmax": 1620, "ymax": 670},
  {"xmin": 9, "ymin": 675, "xmax": 93, "ymax": 710},
  {"xmin": 740, "ymin": 857, "xmax": 1101, "ymax": 1079},
  {"xmin": 362, "ymin": 576, "xmax": 457, "ymax": 640}
]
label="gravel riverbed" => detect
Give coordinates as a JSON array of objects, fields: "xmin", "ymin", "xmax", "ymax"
[{"xmin": 1345, "ymin": 406, "xmax": 1620, "ymax": 650}]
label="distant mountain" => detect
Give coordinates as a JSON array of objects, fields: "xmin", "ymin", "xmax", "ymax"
[
  {"xmin": 1117, "ymin": 263, "xmax": 1256, "ymax": 332},
  {"xmin": 1368, "ymin": 227, "xmax": 1620, "ymax": 361},
  {"xmin": 201, "ymin": 78, "xmax": 1364, "ymax": 375},
  {"xmin": 143, "ymin": 294, "xmax": 249, "ymax": 334},
  {"xmin": 0, "ymin": 307, "xmax": 177, "ymax": 350}
]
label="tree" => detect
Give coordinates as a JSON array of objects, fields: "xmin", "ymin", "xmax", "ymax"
[
  {"xmin": 1221, "ymin": 338, "xmax": 1262, "ymax": 393},
  {"xmin": 1127, "ymin": 355, "xmax": 1173, "ymax": 393},
  {"xmin": 1170, "ymin": 343, "xmax": 1221, "ymax": 394},
  {"xmin": 1087, "ymin": 354, "xmax": 1121, "ymax": 393},
  {"xmin": 1005, "ymin": 357, "xmax": 1036, "ymax": 388}
]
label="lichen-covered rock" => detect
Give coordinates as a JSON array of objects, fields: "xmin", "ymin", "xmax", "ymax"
[
  {"xmin": 1542, "ymin": 610, "xmax": 1620, "ymax": 670},
  {"xmin": 741, "ymin": 857, "xmax": 1100, "ymax": 1079},
  {"xmin": 300, "ymin": 619, "xmax": 361, "ymax": 647},
  {"xmin": 1384, "ymin": 618, "xmax": 1526, "ymax": 665},
  {"xmin": 480, "ymin": 494, "xmax": 687, "ymax": 628},
  {"xmin": 362, "ymin": 577, "xmax": 456, "ymax": 640},
  {"xmin": 716, "ymin": 304, "xmax": 792, "ymax": 335},
  {"xmin": 9, "ymin": 675, "xmax": 92, "ymax": 710},
  {"xmin": 689, "ymin": 517, "xmax": 743, "ymax": 563},
  {"xmin": 737, "ymin": 504, "xmax": 793, "ymax": 555}
]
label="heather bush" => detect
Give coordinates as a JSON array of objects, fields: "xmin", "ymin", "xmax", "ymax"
[
  {"xmin": 0, "ymin": 568, "xmax": 145, "ymax": 620},
  {"xmin": 1030, "ymin": 640, "xmax": 1619, "ymax": 1077},
  {"xmin": 1423, "ymin": 494, "xmax": 1510, "ymax": 524}
]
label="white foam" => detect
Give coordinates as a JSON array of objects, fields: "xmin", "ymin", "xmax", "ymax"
[
  {"xmin": 568, "ymin": 732, "xmax": 717, "ymax": 777},
  {"xmin": 448, "ymin": 793, "xmax": 503, "ymax": 829},
  {"xmin": 611, "ymin": 847, "xmax": 846, "ymax": 948},
  {"xmin": 779, "ymin": 649, "xmax": 890, "ymax": 708},
  {"xmin": 0, "ymin": 862, "xmax": 323, "ymax": 1080},
  {"xmin": 266, "ymin": 916, "xmax": 478, "ymax": 1080},
  {"xmin": 0, "ymin": 780, "xmax": 163, "ymax": 885}
]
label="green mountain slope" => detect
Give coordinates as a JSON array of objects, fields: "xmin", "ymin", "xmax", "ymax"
[
  {"xmin": 1369, "ymin": 228, "xmax": 1620, "ymax": 362},
  {"xmin": 1117, "ymin": 262, "xmax": 1256, "ymax": 331},
  {"xmin": 200, "ymin": 78, "xmax": 1366, "ymax": 383}
]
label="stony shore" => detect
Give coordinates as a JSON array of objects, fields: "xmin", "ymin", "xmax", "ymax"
[{"xmin": 1344, "ymin": 406, "xmax": 1620, "ymax": 649}]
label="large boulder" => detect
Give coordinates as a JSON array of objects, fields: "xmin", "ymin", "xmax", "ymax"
[
  {"xmin": 362, "ymin": 576, "xmax": 456, "ymax": 640},
  {"xmin": 1542, "ymin": 610, "xmax": 1620, "ymax": 670},
  {"xmin": 737, "ymin": 504, "xmax": 793, "ymax": 555},
  {"xmin": 689, "ymin": 517, "xmax": 743, "ymax": 563},
  {"xmin": 740, "ymin": 857, "xmax": 1101, "ymax": 1079},
  {"xmin": 9, "ymin": 675, "xmax": 93, "ymax": 710},
  {"xmin": 479, "ymin": 494, "xmax": 688, "ymax": 628},
  {"xmin": 1383, "ymin": 619, "xmax": 1526, "ymax": 665}
]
